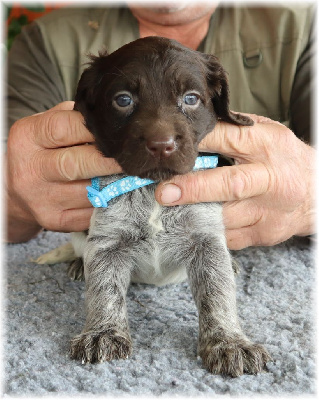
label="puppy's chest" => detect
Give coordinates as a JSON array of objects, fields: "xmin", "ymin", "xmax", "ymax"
[
  {"xmin": 94, "ymin": 186, "xmax": 174, "ymax": 238},
  {"xmin": 95, "ymin": 190, "xmax": 185, "ymax": 285},
  {"xmin": 136, "ymin": 200, "xmax": 192, "ymax": 285},
  {"xmin": 128, "ymin": 188, "xmax": 184, "ymax": 238},
  {"xmin": 91, "ymin": 188, "xmax": 223, "ymax": 286},
  {"xmin": 147, "ymin": 202, "xmax": 165, "ymax": 235}
]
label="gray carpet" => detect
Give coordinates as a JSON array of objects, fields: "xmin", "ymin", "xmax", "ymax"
[{"xmin": 4, "ymin": 230, "xmax": 317, "ymax": 396}]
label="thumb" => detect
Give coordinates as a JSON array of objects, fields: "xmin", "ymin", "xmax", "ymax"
[
  {"xmin": 199, "ymin": 115, "xmax": 281, "ymax": 160},
  {"xmin": 31, "ymin": 102, "xmax": 76, "ymax": 117},
  {"xmin": 155, "ymin": 163, "xmax": 271, "ymax": 206},
  {"xmin": 50, "ymin": 101, "xmax": 75, "ymax": 111}
]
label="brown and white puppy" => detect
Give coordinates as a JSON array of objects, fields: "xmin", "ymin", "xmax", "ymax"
[{"xmin": 64, "ymin": 37, "xmax": 270, "ymax": 377}]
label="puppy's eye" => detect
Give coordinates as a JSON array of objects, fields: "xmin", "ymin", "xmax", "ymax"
[
  {"xmin": 115, "ymin": 94, "xmax": 133, "ymax": 107},
  {"xmin": 183, "ymin": 93, "xmax": 199, "ymax": 106}
]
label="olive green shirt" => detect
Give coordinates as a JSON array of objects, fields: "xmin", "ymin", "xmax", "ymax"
[{"xmin": 7, "ymin": 5, "xmax": 315, "ymax": 143}]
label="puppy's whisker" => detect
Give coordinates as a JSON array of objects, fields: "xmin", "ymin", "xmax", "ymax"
[
  {"xmin": 114, "ymin": 66, "xmax": 131, "ymax": 81},
  {"xmin": 104, "ymin": 72, "xmax": 124, "ymax": 78}
]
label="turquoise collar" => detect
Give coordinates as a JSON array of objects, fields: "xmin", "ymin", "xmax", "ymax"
[{"xmin": 87, "ymin": 155, "xmax": 218, "ymax": 208}]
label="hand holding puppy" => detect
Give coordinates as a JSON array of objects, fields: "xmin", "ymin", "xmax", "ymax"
[
  {"xmin": 6, "ymin": 101, "xmax": 121, "ymax": 243},
  {"xmin": 7, "ymin": 102, "xmax": 315, "ymax": 249},
  {"xmin": 155, "ymin": 115, "xmax": 316, "ymax": 249}
]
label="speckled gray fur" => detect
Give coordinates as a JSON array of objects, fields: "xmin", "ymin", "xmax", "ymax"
[
  {"xmin": 67, "ymin": 36, "xmax": 270, "ymax": 375},
  {"xmin": 69, "ymin": 175, "xmax": 270, "ymax": 376}
]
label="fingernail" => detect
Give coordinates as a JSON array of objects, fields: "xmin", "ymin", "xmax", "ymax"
[{"xmin": 160, "ymin": 183, "xmax": 182, "ymax": 204}]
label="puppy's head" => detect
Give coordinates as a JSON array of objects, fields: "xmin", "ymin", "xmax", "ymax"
[{"xmin": 75, "ymin": 36, "xmax": 253, "ymax": 181}]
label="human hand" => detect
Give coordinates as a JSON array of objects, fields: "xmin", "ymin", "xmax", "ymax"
[
  {"xmin": 155, "ymin": 115, "xmax": 316, "ymax": 250},
  {"xmin": 6, "ymin": 101, "xmax": 121, "ymax": 243}
]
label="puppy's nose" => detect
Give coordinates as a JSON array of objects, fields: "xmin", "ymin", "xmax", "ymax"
[{"xmin": 146, "ymin": 137, "xmax": 176, "ymax": 159}]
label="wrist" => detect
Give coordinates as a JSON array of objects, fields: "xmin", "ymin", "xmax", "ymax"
[
  {"xmin": 6, "ymin": 196, "xmax": 42, "ymax": 243},
  {"xmin": 295, "ymin": 203, "xmax": 316, "ymax": 238},
  {"xmin": 5, "ymin": 177, "xmax": 42, "ymax": 243},
  {"xmin": 7, "ymin": 215, "xmax": 42, "ymax": 243},
  {"xmin": 295, "ymin": 146, "xmax": 316, "ymax": 237}
]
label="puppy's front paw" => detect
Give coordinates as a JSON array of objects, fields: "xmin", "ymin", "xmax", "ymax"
[
  {"xmin": 70, "ymin": 329, "xmax": 132, "ymax": 364},
  {"xmin": 200, "ymin": 337, "xmax": 271, "ymax": 377}
]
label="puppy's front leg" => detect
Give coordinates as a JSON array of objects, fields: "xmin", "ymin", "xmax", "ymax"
[
  {"xmin": 70, "ymin": 237, "xmax": 132, "ymax": 364},
  {"xmin": 187, "ymin": 233, "xmax": 270, "ymax": 377}
]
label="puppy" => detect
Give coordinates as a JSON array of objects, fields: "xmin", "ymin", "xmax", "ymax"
[{"xmin": 66, "ymin": 37, "xmax": 270, "ymax": 376}]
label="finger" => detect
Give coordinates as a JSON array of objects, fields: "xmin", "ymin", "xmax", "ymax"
[
  {"xmin": 198, "ymin": 116, "xmax": 280, "ymax": 159},
  {"xmin": 230, "ymin": 113, "xmax": 282, "ymax": 125},
  {"xmin": 50, "ymin": 101, "xmax": 75, "ymax": 111},
  {"xmin": 226, "ymin": 225, "xmax": 277, "ymax": 250},
  {"xmin": 52, "ymin": 180, "xmax": 93, "ymax": 209},
  {"xmin": 37, "ymin": 144, "xmax": 122, "ymax": 182},
  {"xmin": 225, "ymin": 227, "xmax": 256, "ymax": 250},
  {"xmin": 31, "ymin": 101, "xmax": 75, "ymax": 117},
  {"xmin": 56, "ymin": 207, "xmax": 93, "ymax": 232},
  {"xmin": 226, "ymin": 218, "xmax": 288, "ymax": 250},
  {"xmin": 155, "ymin": 163, "xmax": 271, "ymax": 205},
  {"xmin": 32, "ymin": 109, "xmax": 94, "ymax": 148},
  {"xmin": 222, "ymin": 200, "xmax": 263, "ymax": 230},
  {"xmin": 199, "ymin": 120, "xmax": 253, "ymax": 157}
]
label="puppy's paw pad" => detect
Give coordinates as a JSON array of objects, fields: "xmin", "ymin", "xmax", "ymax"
[
  {"xmin": 68, "ymin": 258, "xmax": 85, "ymax": 281},
  {"xmin": 200, "ymin": 339, "xmax": 271, "ymax": 377},
  {"xmin": 70, "ymin": 330, "xmax": 132, "ymax": 364}
]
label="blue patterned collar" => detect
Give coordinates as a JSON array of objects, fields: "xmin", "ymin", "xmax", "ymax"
[{"xmin": 87, "ymin": 155, "xmax": 218, "ymax": 208}]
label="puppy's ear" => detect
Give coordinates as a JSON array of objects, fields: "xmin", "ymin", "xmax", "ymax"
[
  {"xmin": 203, "ymin": 54, "xmax": 254, "ymax": 126},
  {"xmin": 73, "ymin": 50, "xmax": 109, "ymax": 116}
]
